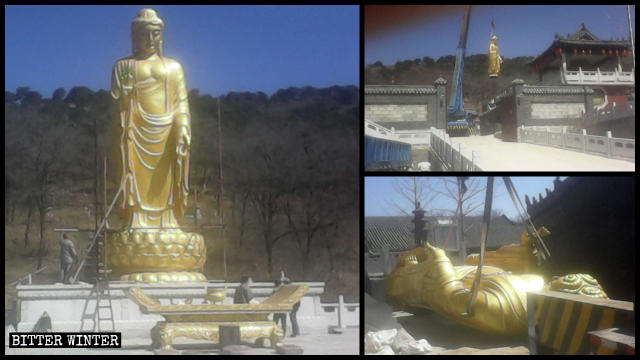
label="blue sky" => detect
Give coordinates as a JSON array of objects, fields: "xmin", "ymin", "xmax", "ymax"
[
  {"xmin": 365, "ymin": 5, "xmax": 635, "ymax": 65},
  {"xmin": 5, "ymin": 5, "xmax": 359, "ymax": 98},
  {"xmin": 364, "ymin": 176, "xmax": 568, "ymax": 218}
]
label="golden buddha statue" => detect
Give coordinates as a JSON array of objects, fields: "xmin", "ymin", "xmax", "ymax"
[
  {"xmin": 386, "ymin": 242, "xmax": 544, "ymax": 335},
  {"xmin": 107, "ymin": 8, "xmax": 206, "ymax": 282},
  {"xmin": 387, "ymin": 241, "xmax": 609, "ymax": 336},
  {"xmin": 488, "ymin": 34, "xmax": 503, "ymax": 77}
]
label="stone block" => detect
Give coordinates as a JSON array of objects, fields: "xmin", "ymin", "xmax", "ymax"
[
  {"xmin": 153, "ymin": 348, "xmax": 182, "ymax": 355},
  {"xmin": 219, "ymin": 325, "xmax": 241, "ymax": 347},
  {"xmin": 275, "ymin": 343, "xmax": 304, "ymax": 355},
  {"xmin": 221, "ymin": 345, "xmax": 253, "ymax": 355}
]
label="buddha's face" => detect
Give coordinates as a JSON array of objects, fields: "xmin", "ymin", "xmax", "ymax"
[{"xmin": 132, "ymin": 23, "xmax": 163, "ymax": 58}]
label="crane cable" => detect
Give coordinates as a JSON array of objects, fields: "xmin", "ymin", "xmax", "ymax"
[
  {"xmin": 463, "ymin": 176, "xmax": 493, "ymax": 317},
  {"xmin": 502, "ymin": 177, "xmax": 551, "ymax": 263}
]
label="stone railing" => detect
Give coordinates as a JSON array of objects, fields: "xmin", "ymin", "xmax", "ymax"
[
  {"xmin": 364, "ymin": 119, "xmax": 397, "ymax": 139},
  {"xmin": 395, "ymin": 132, "xmax": 430, "ymax": 146},
  {"xmin": 518, "ymin": 126, "xmax": 635, "ymax": 160},
  {"xmin": 563, "ymin": 67, "xmax": 634, "ymax": 85},
  {"xmin": 319, "ymin": 295, "xmax": 360, "ymax": 329},
  {"xmin": 365, "ymin": 119, "xmax": 430, "ymax": 146},
  {"xmin": 429, "ymin": 127, "xmax": 482, "ymax": 171}
]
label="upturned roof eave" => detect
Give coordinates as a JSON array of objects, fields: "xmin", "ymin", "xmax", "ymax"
[{"xmin": 527, "ymin": 39, "xmax": 631, "ymax": 67}]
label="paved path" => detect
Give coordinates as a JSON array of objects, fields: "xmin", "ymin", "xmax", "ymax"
[
  {"xmin": 5, "ymin": 327, "xmax": 359, "ymax": 355},
  {"xmin": 448, "ymin": 135, "xmax": 634, "ymax": 171}
]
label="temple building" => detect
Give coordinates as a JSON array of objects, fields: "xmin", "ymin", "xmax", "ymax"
[
  {"xmin": 526, "ymin": 23, "xmax": 634, "ymax": 110},
  {"xmin": 479, "ymin": 23, "xmax": 635, "ymax": 140}
]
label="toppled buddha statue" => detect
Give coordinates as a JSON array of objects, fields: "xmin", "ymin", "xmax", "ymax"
[
  {"xmin": 107, "ymin": 8, "xmax": 206, "ymax": 282},
  {"xmin": 386, "ymin": 242, "xmax": 607, "ymax": 336}
]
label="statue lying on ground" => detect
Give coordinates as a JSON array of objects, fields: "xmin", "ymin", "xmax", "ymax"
[{"xmin": 386, "ymin": 241, "xmax": 607, "ymax": 336}]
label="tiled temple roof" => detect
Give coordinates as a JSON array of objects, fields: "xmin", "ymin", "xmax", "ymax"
[
  {"xmin": 364, "ymin": 217, "xmax": 414, "ymax": 252},
  {"xmin": 365, "ymin": 85, "xmax": 437, "ymax": 95},
  {"xmin": 527, "ymin": 24, "xmax": 631, "ymax": 67},
  {"xmin": 364, "ymin": 216, "xmax": 523, "ymax": 253}
]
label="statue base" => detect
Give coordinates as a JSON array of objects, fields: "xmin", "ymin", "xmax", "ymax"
[
  {"xmin": 119, "ymin": 271, "xmax": 207, "ymax": 283},
  {"xmin": 107, "ymin": 228, "xmax": 207, "ymax": 282}
]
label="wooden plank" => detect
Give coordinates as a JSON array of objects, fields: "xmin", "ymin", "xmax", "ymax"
[
  {"xmin": 528, "ymin": 290, "xmax": 635, "ymax": 355},
  {"xmin": 589, "ymin": 328, "xmax": 635, "ymax": 349},
  {"xmin": 528, "ymin": 290, "xmax": 634, "ymax": 311},
  {"xmin": 597, "ymin": 309, "xmax": 616, "ymax": 333},
  {"xmin": 552, "ymin": 300, "xmax": 574, "ymax": 350},
  {"xmin": 567, "ymin": 304, "xmax": 593, "ymax": 354},
  {"xmin": 541, "ymin": 298, "xmax": 559, "ymax": 344}
]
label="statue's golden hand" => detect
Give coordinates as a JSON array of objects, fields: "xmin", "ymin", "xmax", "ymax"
[{"xmin": 176, "ymin": 125, "xmax": 191, "ymax": 157}]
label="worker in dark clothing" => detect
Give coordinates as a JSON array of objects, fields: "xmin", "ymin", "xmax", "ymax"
[
  {"xmin": 291, "ymin": 301, "xmax": 300, "ymax": 337},
  {"xmin": 272, "ymin": 279, "xmax": 288, "ymax": 336},
  {"xmin": 59, "ymin": 233, "xmax": 78, "ymax": 284},
  {"xmin": 233, "ymin": 276, "xmax": 253, "ymax": 304},
  {"xmin": 284, "ymin": 277, "xmax": 300, "ymax": 337}
]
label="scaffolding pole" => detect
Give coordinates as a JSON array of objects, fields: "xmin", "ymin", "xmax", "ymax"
[{"xmin": 218, "ymin": 96, "xmax": 227, "ymax": 282}]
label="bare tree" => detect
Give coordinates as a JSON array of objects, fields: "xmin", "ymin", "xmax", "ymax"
[
  {"xmin": 386, "ymin": 177, "xmax": 439, "ymax": 215},
  {"xmin": 426, "ymin": 177, "xmax": 486, "ymax": 217},
  {"xmin": 425, "ymin": 177, "xmax": 509, "ymax": 262},
  {"xmin": 236, "ymin": 190, "xmax": 251, "ymax": 247},
  {"xmin": 32, "ymin": 126, "xmax": 66, "ymax": 269},
  {"xmin": 248, "ymin": 136, "xmax": 293, "ymax": 279},
  {"xmin": 283, "ymin": 192, "xmax": 334, "ymax": 280},
  {"xmin": 23, "ymin": 196, "xmax": 34, "ymax": 248},
  {"xmin": 282, "ymin": 131, "xmax": 337, "ymax": 280}
]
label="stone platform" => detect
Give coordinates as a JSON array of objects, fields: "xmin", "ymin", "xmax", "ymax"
[{"xmin": 15, "ymin": 281, "xmax": 328, "ymax": 338}]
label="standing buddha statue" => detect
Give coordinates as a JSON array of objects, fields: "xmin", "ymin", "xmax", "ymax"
[
  {"xmin": 488, "ymin": 34, "xmax": 503, "ymax": 77},
  {"xmin": 107, "ymin": 8, "xmax": 207, "ymax": 282}
]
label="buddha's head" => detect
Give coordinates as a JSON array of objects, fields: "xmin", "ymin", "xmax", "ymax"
[
  {"xmin": 131, "ymin": 8, "xmax": 164, "ymax": 58},
  {"xmin": 491, "ymin": 35, "xmax": 498, "ymax": 44}
]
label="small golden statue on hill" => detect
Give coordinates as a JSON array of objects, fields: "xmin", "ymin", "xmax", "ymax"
[{"xmin": 488, "ymin": 34, "xmax": 503, "ymax": 77}]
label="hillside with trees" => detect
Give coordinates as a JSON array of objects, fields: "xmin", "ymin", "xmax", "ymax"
[
  {"xmin": 5, "ymin": 84, "xmax": 359, "ymax": 302},
  {"xmin": 365, "ymin": 54, "xmax": 537, "ymax": 111}
]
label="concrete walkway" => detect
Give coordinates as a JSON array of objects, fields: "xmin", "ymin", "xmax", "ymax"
[
  {"xmin": 450, "ymin": 135, "xmax": 634, "ymax": 171},
  {"xmin": 5, "ymin": 327, "xmax": 359, "ymax": 355}
]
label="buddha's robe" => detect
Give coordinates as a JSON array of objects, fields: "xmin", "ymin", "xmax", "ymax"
[
  {"xmin": 488, "ymin": 42, "xmax": 503, "ymax": 77},
  {"xmin": 110, "ymin": 55, "xmax": 190, "ymax": 228}
]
